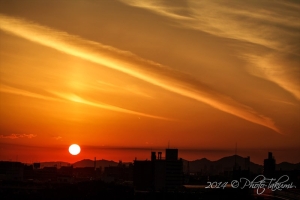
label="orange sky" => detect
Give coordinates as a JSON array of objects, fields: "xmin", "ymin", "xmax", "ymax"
[{"xmin": 0, "ymin": 0, "xmax": 299, "ymax": 164}]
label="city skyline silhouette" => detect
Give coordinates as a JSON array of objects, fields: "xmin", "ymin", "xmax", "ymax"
[{"xmin": 1, "ymin": 149, "xmax": 299, "ymax": 199}]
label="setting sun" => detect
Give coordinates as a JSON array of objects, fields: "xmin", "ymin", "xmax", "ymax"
[{"xmin": 69, "ymin": 144, "xmax": 81, "ymax": 155}]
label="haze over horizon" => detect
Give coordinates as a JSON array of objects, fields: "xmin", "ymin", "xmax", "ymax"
[{"xmin": 0, "ymin": 0, "xmax": 299, "ymax": 164}]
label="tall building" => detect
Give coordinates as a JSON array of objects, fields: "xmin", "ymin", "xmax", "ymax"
[
  {"xmin": 264, "ymin": 152, "xmax": 276, "ymax": 177},
  {"xmin": 133, "ymin": 149, "xmax": 183, "ymax": 191},
  {"xmin": 165, "ymin": 149, "xmax": 182, "ymax": 189}
]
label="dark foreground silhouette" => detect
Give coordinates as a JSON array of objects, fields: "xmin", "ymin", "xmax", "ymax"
[{"xmin": 0, "ymin": 179, "xmax": 278, "ymax": 200}]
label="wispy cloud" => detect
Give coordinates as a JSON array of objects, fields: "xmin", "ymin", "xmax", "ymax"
[
  {"xmin": 0, "ymin": 133, "xmax": 37, "ymax": 139},
  {"xmin": 119, "ymin": 0, "xmax": 300, "ymax": 103},
  {"xmin": 50, "ymin": 91, "xmax": 172, "ymax": 121},
  {"xmin": 53, "ymin": 136, "xmax": 62, "ymax": 140},
  {"xmin": 0, "ymin": 13, "xmax": 280, "ymax": 133},
  {"xmin": 0, "ymin": 84, "xmax": 169, "ymax": 120},
  {"xmin": 119, "ymin": 0, "xmax": 193, "ymax": 21},
  {"xmin": 97, "ymin": 80, "xmax": 153, "ymax": 98},
  {"xmin": 244, "ymin": 53, "xmax": 300, "ymax": 101},
  {"xmin": 0, "ymin": 84, "xmax": 59, "ymax": 102},
  {"xmin": 189, "ymin": 1, "xmax": 300, "ymax": 53},
  {"xmin": 120, "ymin": 0, "xmax": 300, "ymax": 53}
]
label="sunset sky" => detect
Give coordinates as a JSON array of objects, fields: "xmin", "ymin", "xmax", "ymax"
[{"xmin": 0, "ymin": 0, "xmax": 299, "ymax": 164}]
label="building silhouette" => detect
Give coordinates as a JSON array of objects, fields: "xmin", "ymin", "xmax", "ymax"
[
  {"xmin": 133, "ymin": 148, "xmax": 183, "ymax": 191},
  {"xmin": 264, "ymin": 152, "xmax": 276, "ymax": 177},
  {"xmin": 232, "ymin": 156, "xmax": 251, "ymax": 180},
  {"xmin": 0, "ymin": 161, "xmax": 24, "ymax": 181},
  {"xmin": 102, "ymin": 161, "xmax": 133, "ymax": 182}
]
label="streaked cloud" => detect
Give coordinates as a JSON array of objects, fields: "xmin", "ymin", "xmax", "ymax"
[
  {"xmin": 0, "ymin": 84, "xmax": 59, "ymax": 102},
  {"xmin": 50, "ymin": 91, "xmax": 172, "ymax": 121},
  {"xmin": 0, "ymin": 133, "xmax": 37, "ymax": 139},
  {"xmin": 119, "ymin": 0, "xmax": 300, "ymax": 103},
  {"xmin": 244, "ymin": 53, "xmax": 300, "ymax": 101},
  {"xmin": 97, "ymin": 80, "xmax": 153, "ymax": 98},
  {"xmin": 119, "ymin": 0, "xmax": 193, "ymax": 21},
  {"xmin": 0, "ymin": 83, "xmax": 170, "ymax": 121},
  {"xmin": 53, "ymin": 136, "xmax": 62, "ymax": 140},
  {"xmin": 189, "ymin": 1, "xmax": 300, "ymax": 53},
  {"xmin": 0, "ymin": 13, "xmax": 281, "ymax": 133},
  {"xmin": 120, "ymin": 0, "xmax": 300, "ymax": 53}
]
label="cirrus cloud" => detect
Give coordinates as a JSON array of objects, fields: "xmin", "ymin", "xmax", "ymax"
[
  {"xmin": 0, "ymin": 133, "xmax": 37, "ymax": 139},
  {"xmin": 0, "ymin": 13, "xmax": 281, "ymax": 133}
]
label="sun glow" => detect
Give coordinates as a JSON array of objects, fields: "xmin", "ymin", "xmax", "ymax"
[{"xmin": 69, "ymin": 144, "xmax": 81, "ymax": 155}]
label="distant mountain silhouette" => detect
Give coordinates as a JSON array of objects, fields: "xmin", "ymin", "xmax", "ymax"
[
  {"xmin": 39, "ymin": 159, "xmax": 118, "ymax": 169},
  {"xmin": 39, "ymin": 156, "xmax": 299, "ymax": 173},
  {"xmin": 183, "ymin": 155, "xmax": 263, "ymax": 174},
  {"xmin": 40, "ymin": 161, "xmax": 70, "ymax": 168},
  {"xmin": 73, "ymin": 159, "xmax": 118, "ymax": 168},
  {"xmin": 276, "ymin": 162, "xmax": 300, "ymax": 171}
]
